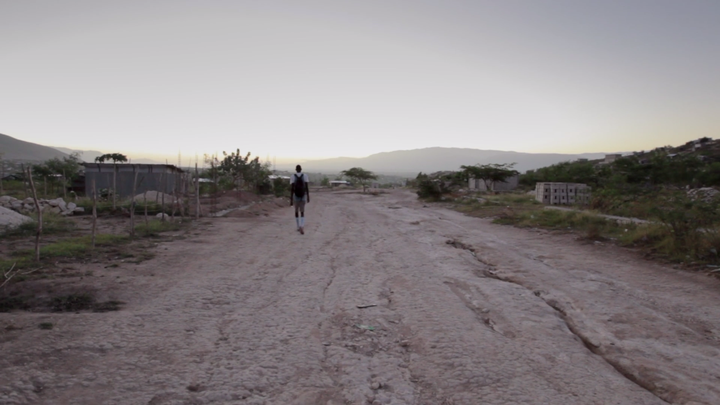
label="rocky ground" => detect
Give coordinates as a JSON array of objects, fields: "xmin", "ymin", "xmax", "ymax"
[{"xmin": 1, "ymin": 189, "xmax": 719, "ymax": 404}]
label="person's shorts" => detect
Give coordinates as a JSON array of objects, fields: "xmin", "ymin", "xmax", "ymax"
[{"xmin": 293, "ymin": 195, "xmax": 306, "ymax": 211}]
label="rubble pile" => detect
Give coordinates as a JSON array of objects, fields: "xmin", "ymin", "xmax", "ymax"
[
  {"xmin": 687, "ymin": 187, "xmax": 720, "ymax": 202},
  {"xmin": 0, "ymin": 196, "xmax": 85, "ymax": 216}
]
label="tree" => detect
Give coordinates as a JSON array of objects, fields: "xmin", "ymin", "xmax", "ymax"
[
  {"xmin": 32, "ymin": 153, "xmax": 83, "ymax": 198},
  {"xmin": 460, "ymin": 163, "xmax": 519, "ymax": 191},
  {"xmin": 320, "ymin": 176, "xmax": 330, "ymax": 187},
  {"xmin": 95, "ymin": 153, "xmax": 128, "ymax": 163},
  {"xmin": 244, "ymin": 157, "xmax": 272, "ymax": 193},
  {"xmin": 341, "ymin": 167, "xmax": 378, "ymax": 193},
  {"xmin": 219, "ymin": 149, "xmax": 251, "ymax": 192}
]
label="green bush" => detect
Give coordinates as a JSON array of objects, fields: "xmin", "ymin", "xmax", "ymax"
[
  {"xmin": 416, "ymin": 179, "xmax": 447, "ymax": 200},
  {"xmin": 272, "ymin": 177, "xmax": 290, "ymax": 197}
]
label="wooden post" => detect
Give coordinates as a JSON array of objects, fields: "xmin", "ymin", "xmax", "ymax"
[
  {"xmin": 195, "ymin": 163, "xmax": 200, "ymax": 219},
  {"xmin": 62, "ymin": 169, "xmax": 67, "ymax": 200},
  {"xmin": 92, "ymin": 179, "xmax": 97, "ymax": 249},
  {"xmin": 144, "ymin": 190, "xmax": 148, "ymax": 227},
  {"xmin": 26, "ymin": 167, "xmax": 42, "ymax": 261},
  {"xmin": 130, "ymin": 166, "xmax": 138, "ymax": 236},
  {"xmin": 112, "ymin": 163, "xmax": 117, "ymax": 210},
  {"xmin": 161, "ymin": 170, "xmax": 166, "ymax": 222},
  {"xmin": 21, "ymin": 163, "xmax": 28, "ymax": 198}
]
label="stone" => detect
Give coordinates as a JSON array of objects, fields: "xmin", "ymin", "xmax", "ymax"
[
  {"xmin": 0, "ymin": 206, "xmax": 33, "ymax": 230},
  {"xmin": 73, "ymin": 207, "xmax": 85, "ymax": 213},
  {"xmin": 67, "ymin": 202, "xmax": 77, "ymax": 211}
]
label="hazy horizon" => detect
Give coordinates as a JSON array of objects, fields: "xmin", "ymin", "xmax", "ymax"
[{"xmin": 2, "ymin": 1, "xmax": 718, "ymax": 163}]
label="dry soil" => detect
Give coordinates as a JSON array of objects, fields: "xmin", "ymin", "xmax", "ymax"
[{"xmin": 1, "ymin": 189, "xmax": 719, "ymax": 405}]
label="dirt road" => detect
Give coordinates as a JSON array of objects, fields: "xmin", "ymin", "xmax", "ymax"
[{"xmin": 2, "ymin": 189, "xmax": 720, "ymax": 404}]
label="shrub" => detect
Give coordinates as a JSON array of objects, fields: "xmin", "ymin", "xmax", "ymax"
[
  {"xmin": 416, "ymin": 179, "xmax": 447, "ymax": 200},
  {"xmin": 272, "ymin": 177, "xmax": 290, "ymax": 197}
]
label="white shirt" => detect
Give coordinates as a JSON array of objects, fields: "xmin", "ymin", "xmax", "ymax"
[{"xmin": 293, "ymin": 173, "xmax": 309, "ymax": 184}]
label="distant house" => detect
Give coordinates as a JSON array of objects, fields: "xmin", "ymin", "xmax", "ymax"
[
  {"xmin": 604, "ymin": 154, "xmax": 622, "ymax": 163},
  {"xmin": 468, "ymin": 175, "xmax": 519, "ymax": 191},
  {"xmin": 269, "ymin": 175, "xmax": 291, "ymax": 182},
  {"xmin": 330, "ymin": 180, "xmax": 351, "ymax": 187},
  {"xmin": 535, "ymin": 182, "xmax": 591, "ymax": 205},
  {"xmin": 82, "ymin": 163, "xmax": 187, "ymax": 198},
  {"xmin": 1, "ymin": 173, "xmax": 23, "ymax": 181}
]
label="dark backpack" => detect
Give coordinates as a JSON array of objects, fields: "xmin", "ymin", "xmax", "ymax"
[{"xmin": 294, "ymin": 173, "xmax": 306, "ymax": 198}]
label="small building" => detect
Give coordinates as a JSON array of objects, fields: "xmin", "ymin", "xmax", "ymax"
[
  {"xmin": 535, "ymin": 182, "xmax": 591, "ymax": 205},
  {"xmin": 468, "ymin": 175, "xmax": 519, "ymax": 191},
  {"xmin": 82, "ymin": 163, "xmax": 186, "ymax": 199},
  {"xmin": 604, "ymin": 154, "xmax": 622, "ymax": 164},
  {"xmin": 329, "ymin": 180, "xmax": 351, "ymax": 187}
]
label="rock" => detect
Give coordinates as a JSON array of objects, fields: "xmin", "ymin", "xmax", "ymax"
[
  {"xmin": 371, "ymin": 381, "xmax": 381, "ymax": 390},
  {"xmin": 0, "ymin": 206, "xmax": 33, "ymax": 230},
  {"xmin": 156, "ymin": 213, "xmax": 170, "ymax": 220},
  {"xmin": 67, "ymin": 202, "xmax": 77, "ymax": 211},
  {"xmin": 73, "ymin": 207, "xmax": 85, "ymax": 213},
  {"xmin": 688, "ymin": 187, "xmax": 720, "ymax": 202},
  {"xmin": 0, "ymin": 196, "xmax": 13, "ymax": 204}
]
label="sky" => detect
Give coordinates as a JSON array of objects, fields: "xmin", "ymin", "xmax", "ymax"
[{"xmin": 1, "ymin": 0, "xmax": 719, "ymax": 165}]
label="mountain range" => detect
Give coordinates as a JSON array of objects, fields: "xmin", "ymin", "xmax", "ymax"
[
  {"xmin": 2, "ymin": 133, "xmax": 613, "ymax": 174},
  {"xmin": 1, "ymin": 133, "xmax": 162, "ymax": 164},
  {"xmin": 299, "ymin": 148, "xmax": 610, "ymax": 175},
  {"xmin": 1, "ymin": 133, "xmax": 68, "ymax": 161}
]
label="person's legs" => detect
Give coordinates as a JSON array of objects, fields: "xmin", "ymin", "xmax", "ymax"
[{"xmin": 295, "ymin": 198, "xmax": 306, "ymax": 233}]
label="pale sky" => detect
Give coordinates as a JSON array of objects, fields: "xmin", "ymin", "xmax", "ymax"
[{"xmin": 1, "ymin": 0, "xmax": 718, "ymax": 164}]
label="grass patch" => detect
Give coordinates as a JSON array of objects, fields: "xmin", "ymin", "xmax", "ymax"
[
  {"xmin": 0, "ymin": 295, "xmax": 31, "ymax": 312},
  {"xmin": 2, "ymin": 234, "xmax": 132, "ymax": 274},
  {"xmin": 37, "ymin": 234, "xmax": 130, "ymax": 259},
  {"xmin": 39, "ymin": 322, "xmax": 54, "ymax": 330},
  {"xmin": 75, "ymin": 198, "xmax": 177, "ymax": 216},
  {"xmin": 452, "ymin": 192, "xmax": 544, "ymax": 219},
  {"xmin": 496, "ymin": 208, "xmax": 720, "ymax": 264},
  {"xmin": 1, "ymin": 212, "xmax": 76, "ymax": 239},
  {"xmin": 135, "ymin": 219, "xmax": 182, "ymax": 236},
  {"xmin": 93, "ymin": 300, "xmax": 124, "ymax": 312},
  {"xmin": 51, "ymin": 293, "xmax": 95, "ymax": 312}
]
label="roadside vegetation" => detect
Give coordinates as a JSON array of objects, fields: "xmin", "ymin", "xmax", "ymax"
[
  {"xmin": 1, "ymin": 146, "xmax": 280, "ymax": 313},
  {"xmin": 414, "ymin": 139, "xmax": 720, "ymax": 268}
]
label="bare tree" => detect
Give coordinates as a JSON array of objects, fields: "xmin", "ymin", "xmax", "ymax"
[
  {"xmin": 92, "ymin": 179, "xmax": 98, "ymax": 249},
  {"xmin": 26, "ymin": 167, "xmax": 42, "ymax": 261}
]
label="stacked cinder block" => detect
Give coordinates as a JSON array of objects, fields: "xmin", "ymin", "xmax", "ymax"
[{"xmin": 535, "ymin": 182, "xmax": 591, "ymax": 205}]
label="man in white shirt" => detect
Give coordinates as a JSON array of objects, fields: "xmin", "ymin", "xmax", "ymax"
[{"xmin": 290, "ymin": 165, "xmax": 310, "ymax": 234}]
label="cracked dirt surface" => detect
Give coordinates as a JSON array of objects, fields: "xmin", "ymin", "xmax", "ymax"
[{"xmin": 2, "ymin": 189, "xmax": 720, "ymax": 404}]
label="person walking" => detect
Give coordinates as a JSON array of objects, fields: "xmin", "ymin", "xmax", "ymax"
[{"xmin": 290, "ymin": 165, "xmax": 310, "ymax": 234}]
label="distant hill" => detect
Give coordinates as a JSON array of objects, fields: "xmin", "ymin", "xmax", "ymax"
[
  {"xmin": 299, "ymin": 147, "xmax": 612, "ymax": 175},
  {"xmin": 0, "ymin": 133, "xmax": 68, "ymax": 162},
  {"xmin": 52, "ymin": 147, "xmax": 105, "ymax": 162}
]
